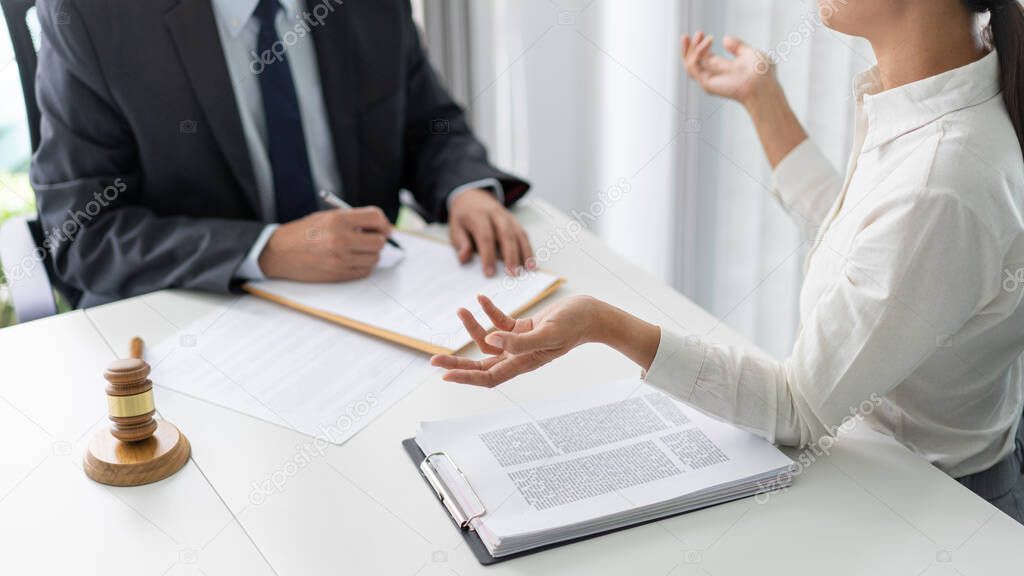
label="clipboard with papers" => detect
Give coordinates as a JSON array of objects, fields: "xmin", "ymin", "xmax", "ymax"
[
  {"xmin": 401, "ymin": 437, "xmax": 723, "ymax": 565},
  {"xmin": 404, "ymin": 380, "xmax": 795, "ymax": 565},
  {"xmin": 243, "ymin": 230, "xmax": 564, "ymax": 355}
]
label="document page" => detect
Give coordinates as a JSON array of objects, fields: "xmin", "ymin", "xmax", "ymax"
[
  {"xmin": 149, "ymin": 296, "xmax": 434, "ymax": 443},
  {"xmin": 246, "ymin": 231, "xmax": 562, "ymax": 353},
  {"xmin": 416, "ymin": 380, "xmax": 793, "ymax": 554}
]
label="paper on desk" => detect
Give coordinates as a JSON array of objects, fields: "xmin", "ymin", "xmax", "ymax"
[
  {"xmin": 377, "ymin": 242, "xmax": 405, "ymax": 269},
  {"xmin": 148, "ymin": 296, "xmax": 434, "ymax": 443},
  {"xmin": 246, "ymin": 231, "xmax": 562, "ymax": 353}
]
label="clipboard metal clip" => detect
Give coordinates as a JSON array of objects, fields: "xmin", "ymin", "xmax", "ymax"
[{"xmin": 420, "ymin": 451, "xmax": 486, "ymax": 531}]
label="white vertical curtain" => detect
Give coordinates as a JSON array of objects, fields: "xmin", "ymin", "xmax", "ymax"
[{"xmin": 419, "ymin": 0, "xmax": 872, "ymax": 358}]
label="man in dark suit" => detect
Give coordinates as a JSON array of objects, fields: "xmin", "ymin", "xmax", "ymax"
[{"xmin": 30, "ymin": 0, "xmax": 533, "ymax": 307}]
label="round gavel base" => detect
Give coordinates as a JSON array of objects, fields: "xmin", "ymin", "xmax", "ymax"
[{"xmin": 83, "ymin": 420, "xmax": 190, "ymax": 487}]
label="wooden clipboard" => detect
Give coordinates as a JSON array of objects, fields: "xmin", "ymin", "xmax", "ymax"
[{"xmin": 243, "ymin": 231, "xmax": 565, "ymax": 356}]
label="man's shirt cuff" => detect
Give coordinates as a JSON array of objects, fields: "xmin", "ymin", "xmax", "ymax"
[
  {"xmin": 234, "ymin": 224, "xmax": 279, "ymax": 281},
  {"xmin": 446, "ymin": 178, "xmax": 505, "ymax": 208}
]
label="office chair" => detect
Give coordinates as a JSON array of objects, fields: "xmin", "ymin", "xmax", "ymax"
[
  {"xmin": 0, "ymin": 0, "xmax": 78, "ymax": 322},
  {"xmin": 2, "ymin": 0, "xmax": 39, "ymax": 151}
]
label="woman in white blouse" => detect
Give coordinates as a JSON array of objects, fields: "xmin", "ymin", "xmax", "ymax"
[{"xmin": 432, "ymin": 0, "xmax": 1024, "ymax": 521}]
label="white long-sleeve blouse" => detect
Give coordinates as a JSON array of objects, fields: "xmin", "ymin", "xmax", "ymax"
[{"xmin": 644, "ymin": 51, "xmax": 1024, "ymax": 477}]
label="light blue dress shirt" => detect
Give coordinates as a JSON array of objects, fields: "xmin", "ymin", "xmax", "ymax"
[{"xmin": 210, "ymin": 0, "xmax": 499, "ymax": 280}]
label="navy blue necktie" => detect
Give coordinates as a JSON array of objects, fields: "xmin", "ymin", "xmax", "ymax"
[{"xmin": 254, "ymin": 0, "xmax": 318, "ymax": 222}]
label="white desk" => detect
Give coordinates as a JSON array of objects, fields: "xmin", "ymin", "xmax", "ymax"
[
  {"xmin": 0, "ymin": 311, "xmax": 273, "ymax": 575},
  {"xmin": 2, "ymin": 199, "xmax": 1022, "ymax": 575}
]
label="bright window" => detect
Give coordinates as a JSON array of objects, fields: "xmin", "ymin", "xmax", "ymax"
[{"xmin": 0, "ymin": 8, "xmax": 37, "ymax": 326}]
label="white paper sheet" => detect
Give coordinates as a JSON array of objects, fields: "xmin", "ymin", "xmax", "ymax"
[
  {"xmin": 377, "ymin": 242, "xmax": 405, "ymax": 269},
  {"xmin": 148, "ymin": 296, "xmax": 434, "ymax": 443},
  {"xmin": 246, "ymin": 231, "xmax": 562, "ymax": 352}
]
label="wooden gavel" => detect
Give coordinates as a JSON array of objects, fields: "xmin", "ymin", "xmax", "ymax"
[
  {"xmin": 104, "ymin": 338, "xmax": 157, "ymax": 442},
  {"xmin": 83, "ymin": 337, "xmax": 190, "ymax": 486}
]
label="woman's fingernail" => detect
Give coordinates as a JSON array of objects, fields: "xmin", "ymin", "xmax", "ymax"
[{"xmin": 486, "ymin": 334, "xmax": 504, "ymax": 348}]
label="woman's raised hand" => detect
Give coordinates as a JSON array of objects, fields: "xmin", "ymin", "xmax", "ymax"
[
  {"xmin": 682, "ymin": 32, "xmax": 806, "ymax": 168},
  {"xmin": 682, "ymin": 32, "xmax": 775, "ymax": 106},
  {"xmin": 430, "ymin": 295, "xmax": 600, "ymax": 388}
]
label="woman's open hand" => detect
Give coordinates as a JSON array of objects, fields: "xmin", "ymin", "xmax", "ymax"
[
  {"xmin": 430, "ymin": 295, "xmax": 601, "ymax": 387},
  {"xmin": 682, "ymin": 32, "xmax": 775, "ymax": 106}
]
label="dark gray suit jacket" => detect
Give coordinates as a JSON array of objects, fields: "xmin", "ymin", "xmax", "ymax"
[{"xmin": 30, "ymin": 0, "xmax": 529, "ymax": 307}]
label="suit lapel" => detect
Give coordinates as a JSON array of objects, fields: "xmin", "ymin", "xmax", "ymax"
[
  {"xmin": 164, "ymin": 0, "xmax": 262, "ymax": 217},
  {"xmin": 311, "ymin": 0, "xmax": 360, "ymax": 203}
]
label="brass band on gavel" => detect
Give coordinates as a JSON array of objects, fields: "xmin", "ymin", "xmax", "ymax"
[{"xmin": 104, "ymin": 358, "xmax": 158, "ymax": 442}]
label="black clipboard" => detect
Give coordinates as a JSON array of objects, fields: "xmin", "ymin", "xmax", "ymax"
[
  {"xmin": 403, "ymin": 438, "xmax": 500, "ymax": 565},
  {"xmin": 403, "ymin": 437, "xmax": 758, "ymax": 565}
]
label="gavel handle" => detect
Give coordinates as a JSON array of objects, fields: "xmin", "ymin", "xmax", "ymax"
[{"xmin": 129, "ymin": 337, "xmax": 144, "ymax": 359}]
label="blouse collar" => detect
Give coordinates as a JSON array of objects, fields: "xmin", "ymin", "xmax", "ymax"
[{"xmin": 856, "ymin": 50, "xmax": 1001, "ymax": 152}]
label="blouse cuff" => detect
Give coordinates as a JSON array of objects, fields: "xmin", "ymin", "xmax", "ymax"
[{"xmin": 641, "ymin": 328, "xmax": 706, "ymax": 402}]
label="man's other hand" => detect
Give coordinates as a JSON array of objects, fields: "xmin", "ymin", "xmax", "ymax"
[{"xmin": 448, "ymin": 188, "xmax": 534, "ymax": 277}]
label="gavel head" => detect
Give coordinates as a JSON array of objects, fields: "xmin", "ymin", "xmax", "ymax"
[{"xmin": 103, "ymin": 358, "xmax": 158, "ymax": 442}]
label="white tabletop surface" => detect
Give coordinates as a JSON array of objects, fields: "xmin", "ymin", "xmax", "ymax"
[{"xmin": 2, "ymin": 199, "xmax": 1022, "ymax": 575}]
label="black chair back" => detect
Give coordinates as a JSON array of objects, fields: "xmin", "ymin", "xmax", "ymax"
[
  {"xmin": 1, "ymin": 0, "xmax": 40, "ymax": 152},
  {"xmin": 2, "ymin": 0, "xmax": 82, "ymax": 308}
]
